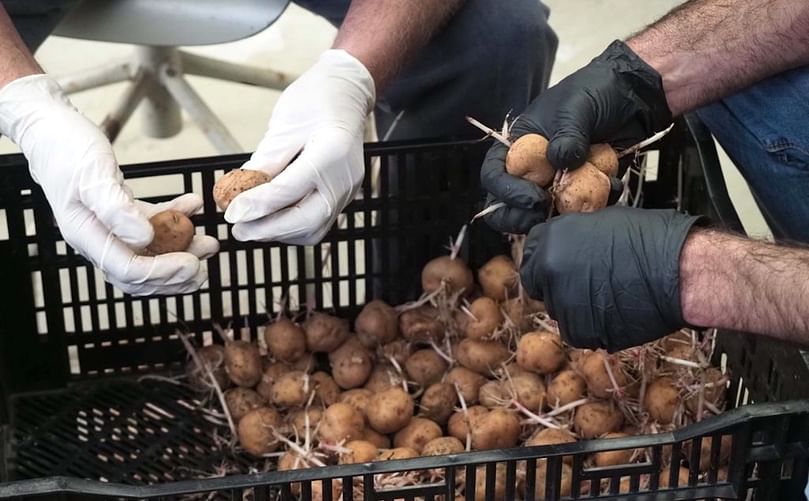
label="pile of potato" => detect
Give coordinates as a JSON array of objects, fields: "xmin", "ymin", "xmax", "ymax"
[{"xmin": 185, "ymin": 250, "xmax": 730, "ymax": 500}]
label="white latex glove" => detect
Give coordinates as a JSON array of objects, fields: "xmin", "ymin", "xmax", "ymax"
[
  {"xmin": 0, "ymin": 74, "xmax": 219, "ymax": 295},
  {"xmin": 224, "ymin": 49, "xmax": 375, "ymax": 245}
]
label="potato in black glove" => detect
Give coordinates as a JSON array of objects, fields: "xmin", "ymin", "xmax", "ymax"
[
  {"xmin": 481, "ymin": 40, "xmax": 672, "ymax": 234},
  {"xmin": 520, "ymin": 206, "xmax": 703, "ymax": 352}
]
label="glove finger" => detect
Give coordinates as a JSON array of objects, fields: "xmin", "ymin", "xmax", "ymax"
[
  {"xmin": 78, "ymin": 152, "xmax": 153, "ymax": 248},
  {"xmin": 231, "ymin": 191, "xmax": 331, "ymax": 245},
  {"xmin": 136, "ymin": 193, "xmax": 204, "ymax": 218},
  {"xmin": 241, "ymin": 125, "xmax": 306, "ymax": 178},
  {"xmin": 482, "ymin": 195, "xmax": 547, "ymax": 234},
  {"xmin": 545, "ymin": 93, "xmax": 598, "ymax": 170},
  {"xmin": 185, "ymin": 235, "xmax": 220, "ymax": 260},
  {"xmin": 111, "ymin": 270, "xmax": 208, "ymax": 296},
  {"xmin": 480, "ymin": 141, "xmax": 548, "ymax": 210},
  {"xmin": 225, "ymin": 144, "xmax": 321, "ymax": 224}
]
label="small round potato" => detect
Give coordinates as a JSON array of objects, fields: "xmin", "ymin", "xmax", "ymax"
[
  {"xmin": 554, "ymin": 162, "xmax": 610, "ymax": 214},
  {"xmin": 263, "ymin": 318, "xmax": 307, "ymax": 363},
  {"xmin": 224, "ymin": 340, "xmax": 262, "ymax": 388},
  {"xmin": 318, "ymin": 402, "xmax": 365, "ymax": 444},
  {"xmin": 238, "ymin": 407, "xmax": 283, "ymax": 456},
  {"xmin": 145, "ymin": 210, "xmax": 194, "ymax": 255},
  {"xmin": 303, "ymin": 312, "xmax": 350, "ymax": 353},
  {"xmin": 477, "ymin": 255, "xmax": 518, "ymax": 302},
  {"xmin": 393, "ymin": 417, "xmax": 443, "ymax": 454},
  {"xmin": 419, "ymin": 383, "xmax": 458, "ymax": 425},
  {"xmin": 224, "ymin": 387, "xmax": 265, "ymax": 422},
  {"xmin": 355, "ymin": 300, "xmax": 399, "ymax": 347},
  {"xmin": 506, "ymin": 134, "xmax": 554, "ymax": 187},
  {"xmin": 587, "ymin": 143, "xmax": 619, "ymax": 177},
  {"xmin": 366, "ymin": 387, "xmax": 414, "ymax": 434},
  {"xmin": 421, "ymin": 256, "xmax": 474, "ymax": 295},
  {"xmin": 213, "ymin": 169, "xmax": 272, "ymax": 211}
]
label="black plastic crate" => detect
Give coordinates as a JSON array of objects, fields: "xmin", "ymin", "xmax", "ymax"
[{"xmin": 1, "ymin": 117, "xmax": 808, "ymax": 500}]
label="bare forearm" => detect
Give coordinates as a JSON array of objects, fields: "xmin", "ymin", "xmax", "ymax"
[
  {"xmin": 333, "ymin": 0, "xmax": 464, "ymax": 93},
  {"xmin": 680, "ymin": 229, "xmax": 809, "ymax": 344},
  {"xmin": 0, "ymin": 7, "xmax": 41, "ymax": 88},
  {"xmin": 627, "ymin": 0, "xmax": 809, "ymax": 116}
]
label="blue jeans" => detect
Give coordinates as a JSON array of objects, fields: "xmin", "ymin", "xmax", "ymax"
[
  {"xmin": 4, "ymin": 0, "xmax": 557, "ymax": 142},
  {"xmin": 697, "ymin": 66, "xmax": 809, "ymax": 243}
]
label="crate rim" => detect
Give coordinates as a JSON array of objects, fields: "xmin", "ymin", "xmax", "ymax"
[{"xmin": 2, "ymin": 399, "xmax": 806, "ymax": 499}]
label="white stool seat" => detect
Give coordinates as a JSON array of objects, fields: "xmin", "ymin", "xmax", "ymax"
[{"xmin": 54, "ymin": 0, "xmax": 289, "ymax": 46}]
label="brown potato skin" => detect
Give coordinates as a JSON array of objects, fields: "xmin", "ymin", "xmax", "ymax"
[
  {"xmin": 355, "ymin": 300, "xmax": 399, "ymax": 347},
  {"xmin": 470, "ymin": 408, "xmax": 521, "ymax": 450},
  {"xmin": 318, "ymin": 402, "xmax": 365, "ymax": 444},
  {"xmin": 263, "ymin": 318, "xmax": 306, "ymax": 363},
  {"xmin": 421, "ymin": 256, "xmax": 474, "ymax": 295},
  {"xmin": 509, "ymin": 372, "xmax": 547, "ymax": 411},
  {"xmin": 363, "ymin": 364, "xmax": 403, "ymax": 393},
  {"xmin": 456, "ymin": 339, "xmax": 510, "ymax": 375},
  {"xmin": 593, "ymin": 432, "xmax": 635, "ymax": 467},
  {"xmin": 419, "ymin": 383, "xmax": 458, "ymax": 425},
  {"xmin": 578, "ymin": 351, "xmax": 628, "ymax": 399},
  {"xmin": 587, "ymin": 143, "xmax": 619, "ymax": 176},
  {"xmin": 270, "ymin": 370, "xmax": 310, "ymax": 407},
  {"xmin": 526, "ymin": 428, "xmax": 577, "ymax": 464},
  {"xmin": 506, "ymin": 134, "xmax": 554, "ymax": 187},
  {"xmin": 238, "ymin": 407, "xmax": 283, "ymax": 456},
  {"xmin": 516, "ymin": 331, "xmax": 566, "ymax": 375},
  {"xmin": 213, "ymin": 169, "xmax": 272, "ymax": 211},
  {"xmin": 145, "ymin": 210, "xmax": 194, "ymax": 255},
  {"xmin": 404, "ymin": 349, "xmax": 448, "ymax": 387},
  {"xmin": 329, "ymin": 337, "xmax": 373, "ymax": 389},
  {"xmin": 645, "ymin": 376, "xmax": 680, "ymax": 424},
  {"xmin": 366, "ymin": 387, "xmax": 414, "ymax": 434},
  {"xmin": 422, "ymin": 436, "xmax": 464, "ymax": 456},
  {"xmin": 477, "ymin": 255, "xmax": 518, "ymax": 302},
  {"xmin": 573, "ymin": 401, "xmax": 624, "ymax": 439},
  {"xmin": 224, "ymin": 341, "xmax": 262, "ymax": 387},
  {"xmin": 459, "ymin": 297, "xmax": 503, "ymax": 340},
  {"xmin": 393, "ymin": 417, "xmax": 443, "ymax": 453},
  {"xmin": 555, "ymin": 162, "xmax": 610, "ymax": 214},
  {"xmin": 399, "ymin": 305, "xmax": 443, "ymax": 343},
  {"xmin": 310, "ymin": 371, "xmax": 341, "ymax": 406},
  {"xmin": 256, "ymin": 362, "xmax": 291, "ymax": 400},
  {"xmin": 445, "ymin": 367, "xmax": 487, "ymax": 404},
  {"xmin": 547, "ymin": 369, "xmax": 587, "ymax": 407},
  {"xmin": 447, "ymin": 405, "xmax": 488, "ymax": 443},
  {"xmin": 340, "ymin": 388, "xmax": 373, "ymax": 422},
  {"xmin": 376, "ymin": 447, "xmax": 419, "ymax": 461},
  {"xmin": 339, "ymin": 440, "xmax": 378, "ymax": 464},
  {"xmin": 303, "ymin": 313, "xmax": 349, "ymax": 353},
  {"xmin": 224, "ymin": 387, "xmax": 265, "ymax": 422},
  {"xmin": 362, "ymin": 428, "xmax": 391, "ymax": 449},
  {"xmin": 287, "ymin": 407, "xmax": 323, "ymax": 436}
]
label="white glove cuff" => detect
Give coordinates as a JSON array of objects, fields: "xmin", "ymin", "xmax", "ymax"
[
  {"xmin": 319, "ymin": 49, "xmax": 377, "ymax": 112},
  {"xmin": 0, "ymin": 74, "xmax": 72, "ymax": 144}
]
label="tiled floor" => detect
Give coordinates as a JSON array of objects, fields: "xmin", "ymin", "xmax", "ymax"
[{"xmin": 0, "ymin": 1, "xmax": 769, "ymax": 237}]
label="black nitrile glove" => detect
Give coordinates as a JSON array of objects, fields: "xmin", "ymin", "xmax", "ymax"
[
  {"xmin": 520, "ymin": 206, "xmax": 703, "ymax": 352},
  {"xmin": 481, "ymin": 40, "xmax": 672, "ymax": 234}
]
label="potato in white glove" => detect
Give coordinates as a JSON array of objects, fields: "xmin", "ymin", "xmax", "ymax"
[
  {"xmin": 0, "ymin": 74, "xmax": 219, "ymax": 295},
  {"xmin": 224, "ymin": 49, "xmax": 375, "ymax": 245}
]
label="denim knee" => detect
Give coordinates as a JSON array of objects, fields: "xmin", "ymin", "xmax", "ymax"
[{"xmin": 697, "ymin": 66, "xmax": 809, "ymax": 242}]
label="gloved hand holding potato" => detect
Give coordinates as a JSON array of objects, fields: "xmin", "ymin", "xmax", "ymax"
[{"xmin": 0, "ymin": 74, "xmax": 219, "ymax": 295}]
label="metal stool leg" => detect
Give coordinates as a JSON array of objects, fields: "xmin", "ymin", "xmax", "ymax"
[{"xmin": 136, "ymin": 46, "xmax": 183, "ymax": 139}]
